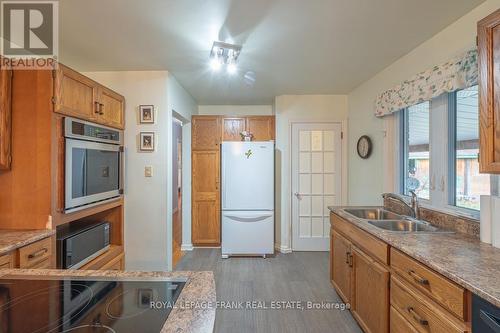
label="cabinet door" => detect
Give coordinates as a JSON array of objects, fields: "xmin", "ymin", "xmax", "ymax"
[
  {"xmin": 331, "ymin": 230, "xmax": 352, "ymax": 303},
  {"xmin": 351, "ymin": 246, "xmax": 389, "ymax": 333},
  {"xmin": 53, "ymin": 64, "xmax": 99, "ymax": 121},
  {"xmin": 98, "ymin": 86, "xmax": 125, "ymax": 129},
  {"xmin": 192, "ymin": 150, "xmax": 220, "ymax": 245},
  {"xmin": 0, "ymin": 59, "xmax": 12, "ymax": 170},
  {"xmin": 192, "ymin": 116, "xmax": 221, "ymax": 150},
  {"xmin": 246, "ymin": 116, "xmax": 275, "ymax": 141},
  {"xmin": 223, "ymin": 117, "xmax": 246, "ymax": 141},
  {"xmin": 479, "ymin": 9, "xmax": 500, "ymax": 173}
]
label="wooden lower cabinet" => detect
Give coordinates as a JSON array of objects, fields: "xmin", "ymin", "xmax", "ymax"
[
  {"xmin": 391, "ymin": 276, "xmax": 467, "ymax": 333},
  {"xmin": 390, "ymin": 306, "xmax": 419, "ymax": 333},
  {"xmin": 351, "ymin": 246, "xmax": 389, "ymax": 333},
  {"xmin": 192, "ymin": 150, "xmax": 220, "ymax": 246},
  {"xmin": 0, "ymin": 251, "xmax": 14, "ymax": 268},
  {"xmin": 330, "ymin": 213, "xmax": 470, "ymax": 333},
  {"xmin": 331, "ymin": 230, "xmax": 351, "ymax": 302}
]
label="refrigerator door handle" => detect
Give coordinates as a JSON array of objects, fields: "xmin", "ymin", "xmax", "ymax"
[{"xmin": 223, "ymin": 213, "xmax": 273, "ymax": 223}]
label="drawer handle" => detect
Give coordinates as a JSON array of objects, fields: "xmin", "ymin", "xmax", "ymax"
[
  {"xmin": 345, "ymin": 251, "xmax": 350, "ymax": 264},
  {"xmin": 407, "ymin": 307, "xmax": 429, "ymax": 326},
  {"xmin": 408, "ymin": 270, "xmax": 429, "ymax": 285},
  {"xmin": 28, "ymin": 248, "xmax": 48, "ymax": 260},
  {"xmin": 348, "ymin": 253, "xmax": 353, "ymax": 267}
]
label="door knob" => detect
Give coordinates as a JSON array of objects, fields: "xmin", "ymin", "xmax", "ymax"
[{"xmin": 294, "ymin": 192, "xmax": 302, "ymax": 200}]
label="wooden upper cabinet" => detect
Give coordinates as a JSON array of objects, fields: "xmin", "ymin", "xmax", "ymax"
[
  {"xmin": 192, "ymin": 116, "xmax": 221, "ymax": 150},
  {"xmin": 479, "ymin": 9, "xmax": 500, "ymax": 173},
  {"xmin": 98, "ymin": 86, "xmax": 125, "ymax": 129},
  {"xmin": 54, "ymin": 64, "xmax": 99, "ymax": 122},
  {"xmin": 246, "ymin": 116, "xmax": 275, "ymax": 141},
  {"xmin": 0, "ymin": 58, "xmax": 12, "ymax": 170},
  {"xmin": 223, "ymin": 117, "xmax": 246, "ymax": 141},
  {"xmin": 53, "ymin": 64, "xmax": 124, "ymax": 129}
]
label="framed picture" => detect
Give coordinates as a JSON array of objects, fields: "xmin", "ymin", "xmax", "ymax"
[
  {"xmin": 140, "ymin": 132, "xmax": 155, "ymax": 151},
  {"xmin": 139, "ymin": 105, "xmax": 155, "ymax": 124}
]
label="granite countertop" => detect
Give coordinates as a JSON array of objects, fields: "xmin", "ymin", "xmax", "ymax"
[
  {"xmin": 329, "ymin": 206, "xmax": 500, "ymax": 307},
  {"xmin": 0, "ymin": 268, "xmax": 216, "ymax": 333},
  {"xmin": 0, "ymin": 229, "xmax": 55, "ymax": 255}
]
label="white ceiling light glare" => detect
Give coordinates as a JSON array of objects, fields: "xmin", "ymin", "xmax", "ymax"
[
  {"xmin": 243, "ymin": 71, "xmax": 256, "ymax": 86},
  {"xmin": 209, "ymin": 41, "xmax": 242, "ymax": 74}
]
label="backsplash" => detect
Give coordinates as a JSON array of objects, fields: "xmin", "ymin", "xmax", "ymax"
[{"xmin": 384, "ymin": 198, "xmax": 480, "ymax": 238}]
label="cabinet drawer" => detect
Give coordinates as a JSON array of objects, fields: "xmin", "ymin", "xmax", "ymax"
[
  {"xmin": 29, "ymin": 258, "xmax": 51, "ymax": 269},
  {"xmin": 391, "ymin": 276, "xmax": 468, "ymax": 333},
  {"xmin": 391, "ymin": 306, "xmax": 419, "ymax": 333},
  {"xmin": 0, "ymin": 252, "xmax": 14, "ymax": 268},
  {"xmin": 18, "ymin": 237, "xmax": 52, "ymax": 268},
  {"xmin": 101, "ymin": 254, "xmax": 124, "ymax": 271},
  {"xmin": 331, "ymin": 213, "xmax": 389, "ymax": 264},
  {"xmin": 391, "ymin": 248, "xmax": 466, "ymax": 320}
]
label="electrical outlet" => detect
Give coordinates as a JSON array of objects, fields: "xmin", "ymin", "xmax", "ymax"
[{"xmin": 145, "ymin": 166, "xmax": 153, "ymax": 177}]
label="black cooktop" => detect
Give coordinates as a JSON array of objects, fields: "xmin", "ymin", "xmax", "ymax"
[{"xmin": 0, "ymin": 277, "xmax": 185, "ymax": 333}]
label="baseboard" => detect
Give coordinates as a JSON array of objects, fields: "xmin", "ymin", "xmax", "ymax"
[
  {"xmin": 274, "ymin": 244, "xmax": 292, "ymax": 254},
  {"xmin": 181, "ymin": 243, "xmax": 194, "ymax": 251}
]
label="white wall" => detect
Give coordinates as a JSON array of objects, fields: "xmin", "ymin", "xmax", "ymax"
[
  {"xmin": 198, "ymin": 105, "xmax": 273, "ymax": 116},
  {"xmin": 84, "ymin": 71, "xmax": 170, "ymax": 270},
  {"xmin": 274, "ymin": 95, "xmax": 348, "ymax": 251},
  {"xmin": 347, "ymin": 0, "xmax": 500, "ymax": 205},
  {"xmin": 84, "ymin": 71, "xmax": 197, "ymax": 270}
]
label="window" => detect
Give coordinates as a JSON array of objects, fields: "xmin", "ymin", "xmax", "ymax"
[
  {"xmin": 399, "ymin": 85, "xmax": 493, "ymax": 214},
  {"xmin": 450, "ymin": 86, "xmax": 490, "ymax": 210},
  {"xmin": 401, "ymin": 101, "xmax": 430, "ymax": 200}
]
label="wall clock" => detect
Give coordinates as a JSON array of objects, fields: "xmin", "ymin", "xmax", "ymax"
[{"xmin": 357, "ymin": 135, "xmax": 372, "ymax": 159}]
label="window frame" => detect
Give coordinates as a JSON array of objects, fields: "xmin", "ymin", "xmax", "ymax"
[{"xmin": 397, "ymin": 88, "xmax": 485, "ymax": 220}]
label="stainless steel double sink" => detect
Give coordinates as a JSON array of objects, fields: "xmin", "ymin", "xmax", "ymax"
[{"xmin": 342, "ymin": 208, "xmax": 452, "ymax": 233}]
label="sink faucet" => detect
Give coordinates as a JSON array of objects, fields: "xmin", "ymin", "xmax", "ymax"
[{"xmin": 381, "ymin": 191, "xmax": 420, "ymax": 219}]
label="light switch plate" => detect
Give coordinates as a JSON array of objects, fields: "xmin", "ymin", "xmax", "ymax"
[{"xmin": 145, "ymin": 166, "xmax": 153, "ymax": 177}]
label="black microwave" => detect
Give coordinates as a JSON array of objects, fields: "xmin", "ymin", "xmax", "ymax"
[{"xmin": 57, "ymin": 221, "xmax": 110, "ymax": 269}]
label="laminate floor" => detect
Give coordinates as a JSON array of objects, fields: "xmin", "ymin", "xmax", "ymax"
[{"xmin": 175, "ymin": 249, "xmax": 362, "ymax": 333}]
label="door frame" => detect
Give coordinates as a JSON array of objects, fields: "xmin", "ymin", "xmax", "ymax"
[{"xmin": 287, "ymin": 119, "xmax": 348, "ymax": 252}]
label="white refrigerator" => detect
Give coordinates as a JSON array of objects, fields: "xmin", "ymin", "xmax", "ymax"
[{"xmin": 221, "ymin": 141, "xmax": 274, "ymax": 258}]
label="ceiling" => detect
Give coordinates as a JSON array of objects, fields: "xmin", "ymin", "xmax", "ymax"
[{"xmin": 59, "ymin": 0, "xmax": 484, "ymax": 105}]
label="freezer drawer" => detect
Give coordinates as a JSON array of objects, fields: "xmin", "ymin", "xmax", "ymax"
[{"xmin": 222, "ymin": 210, "xmax": 274, "ymax": 256}]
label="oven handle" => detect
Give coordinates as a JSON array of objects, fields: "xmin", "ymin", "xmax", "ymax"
[
  {"xmin": 480, "ymin": 310, "xmax": 500, "ymax": 333},
  {"xmin": 119, "ymin": 146, "xmax": 124, "ymax": 195}
]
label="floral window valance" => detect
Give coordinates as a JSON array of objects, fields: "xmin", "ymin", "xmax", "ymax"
[{"xmin": 374, "ymin": 49, "xmax": 478, "ymax": 117}]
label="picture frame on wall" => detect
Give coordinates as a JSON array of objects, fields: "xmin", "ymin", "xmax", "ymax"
[
  {"xmin": 140, "ymin": 132, "xmax": 155, "ymax": 151},
  {"xmin": 139, "ymin": 105, "xmax": 155, "ymax": 124}
]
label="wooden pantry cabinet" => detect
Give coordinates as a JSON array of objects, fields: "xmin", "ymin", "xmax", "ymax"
[
  {"xmin": 478, "ymin": 9, "xmax": 500, "ymax": 173},
  {"xmin": 330, "ymin": 212, "xmax": 470, "ymax": 333},
  {"xmin": 192, "ymin": 116, "xmax": 222, "ymax": 246},
  {"xmin": 0, "ymin": 57, "xmax": 12, "ymax": 170},
  {"xmin": 191, "ymin": 115, "xmax": 275, "ymax": 246},
  {"xmin": 54, "ymin": 64, "xmax": 125, "ymax": 129}
]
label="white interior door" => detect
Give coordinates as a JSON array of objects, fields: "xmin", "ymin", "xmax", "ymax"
[{"xmin": 291, "ymin": 123, "xmax": 342, "ymax": 251}]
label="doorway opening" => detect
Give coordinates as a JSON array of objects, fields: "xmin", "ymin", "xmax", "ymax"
[{"xmin": 172, "ymin": 117, "xmax": 183, "ymax": 267}]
